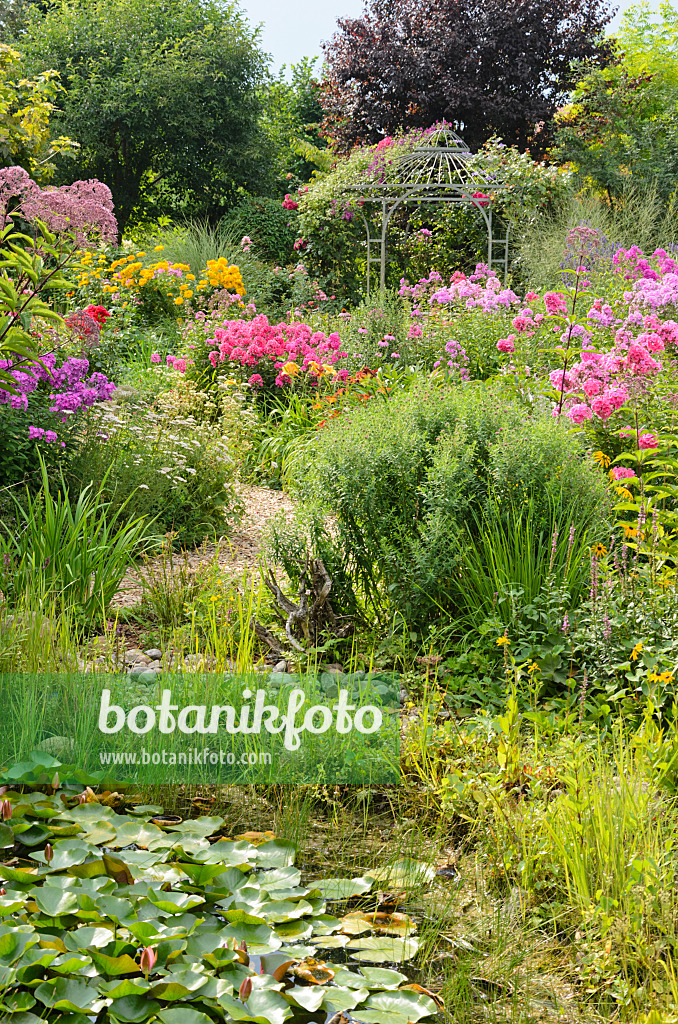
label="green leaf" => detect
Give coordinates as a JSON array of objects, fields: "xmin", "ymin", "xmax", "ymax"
[
  {"xmin": 34, "ymin": 977, "xmax": 99, "ymax": 1012},
  {"xmin": 148, "ymin": 969, "xmax": 210, "ymax": 999},
  {"xmin": 89, "ymin": 950, "xmax": 140, "ymax": 976},
  {"xmin": 283, "ymin": 986, "xmax": 326, "ymax": 1012},
  {"xmin": 31, "ymin": 887, "xmax": 79, "ymax": 917},
  {"xmin": 347, "ymin": 936, "xmax": 419, "ymax": 962},
  {"xmin": 365, "ymin": 859, "xmax": 434, "ymax": 887},
  {"xmin": 314, "ymin": 876, "xmax": 373, "ymax": 900},
  {"xmin": 107, "ymin": 994, "xmax": 162, "ymax": 1022},
  {"xmin": 321, "ymin": 985, "xmax": 370, "ymax": 1011},
  {"xmin": 254, "ymin": 840, "xmax": 296, "ymax": 868},
  {"xmin": 261, "ymin": 899, "xmax": 313, "ymax": 923},
  {"xmin": 158, "ymin": 1010, "xmax": 214, "ymax": 1024},
  {"xmin": 33, "ymin": 839, "xmax": 98, "ymax": 870},
  {"xmin": 358, "ymin": 967, "xmax": 409, "ymax": 988},
  {"xmin": 365, "ymin": 990, "xmax": 438, "ymax": 1019},
  {"xmin": 0, "ymin": 822, "xmax": 14, "ymax": 849}
]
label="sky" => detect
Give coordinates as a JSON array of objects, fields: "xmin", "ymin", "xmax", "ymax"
[{"xmin": 241, "ymin": 0, "xmax": 662, "ymax": 74}]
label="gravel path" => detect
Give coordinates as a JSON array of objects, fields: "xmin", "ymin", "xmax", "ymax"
[{"xmin": 112, "ymin": 485, "xmax": 296, "ymax": 609}]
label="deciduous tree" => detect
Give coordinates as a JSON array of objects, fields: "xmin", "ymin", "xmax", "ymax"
[
  {"xmin": 321, "ymin": 0, "xmax": 615, "ymax": 152},
  {"xmin": 17, "ymin": 0, "xmax": 268, "ymax": 233}
]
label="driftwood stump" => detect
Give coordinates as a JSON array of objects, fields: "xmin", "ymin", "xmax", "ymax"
[{"xmin": 251, "ymin": 556, "xmax": 353, "ymax": 654}]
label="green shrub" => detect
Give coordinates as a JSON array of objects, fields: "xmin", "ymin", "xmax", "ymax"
[
  {"xmin": 285, "ymin": 382, "xmax": 609, "ymax": 627},
  {"xmin": 221, "ymin": 194, "xmax": 297, "ymax": 264},
  {"xmin": 66, "ymin": 394, "xmax": 242, "ymax": 548}
]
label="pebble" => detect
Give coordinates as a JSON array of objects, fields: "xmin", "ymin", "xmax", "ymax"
[
  {"xmin": 137, "ymin": 669, "xmax": 160, "ymax": 684},
  {"xmin": 274, "ymin": 660, "xmax": 287, "ymax": 673},
  {"xmin": 145, "ymin": 648, "xmax": 163, "ymax": 661},
  {"xmin": 124, "ymin": 649, "xmax": 150, "ymax": 666}
]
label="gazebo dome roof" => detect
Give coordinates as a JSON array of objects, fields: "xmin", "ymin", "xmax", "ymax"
[{"xmin": 393, "ymin": 127, "xmax": 490, "ymax": 188}]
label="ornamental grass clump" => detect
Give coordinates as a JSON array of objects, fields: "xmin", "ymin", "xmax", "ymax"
[{"xmin": 0, "ymin": 459, "xmax": 149, "ymax": 620}]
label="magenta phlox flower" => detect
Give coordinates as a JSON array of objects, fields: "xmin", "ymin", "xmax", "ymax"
[
  {"xmin": 611, "ymin": 466, "xmax": 636, "ymax": 481},
  {"xmin": 544, "ymin": 292, "xmax": 569, "ymax": 316}
]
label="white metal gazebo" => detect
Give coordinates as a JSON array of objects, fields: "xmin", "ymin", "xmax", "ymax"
[{"xmin": 349, "ymin": 127, "xmax": 510, "ymax": 296}]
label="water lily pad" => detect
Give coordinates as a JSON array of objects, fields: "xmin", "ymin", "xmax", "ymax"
[
  {"xmin": 33, "ymin": 840, "xmax": 98, "ymax": 870},
  {"xmin": 314, "ymin": 934, "xmax": 350, "ymax": 948},
  {"xmin": 89, "ymin": 950, "xmax": 140, "ymax": 976},
  {"xmin": 79, "ymin": 821, "xmax": 117, "ymax": 845},
  {"xmin": 34, "ymin": 977, "xmax": 99, "ymax": 1012},
  {"xmin": 364, "ymin": 989, "xmax": 438, "ymax": 1019},
  {"xmin": 107, "ymin": 821, "xmax": 165, "ymax": 849},
  {"xmin": 254, "ymin": 840, "xmax": 296, "ymax": 868},
  {"xmin": 365, "ymin": 859, "xmax": 434, "ymax": 888},
  {"xmin": 357, "ymin": 967, "xmax": 409, "ymax": 988},
  {"xmin": 162, "ymin": 816, "xmax": 224, "ymax": 836},
  {"xmin": 107, "ymin": 994, "xmax": 162, "ymax": 1022},
  {"xmin": 148, "ymin": 968, "xmax": 210, "ymax": 999},
  {"xmin": 314, "ymin": 876, "xmax": 373, "ymax": 900},
  {"xmin": 283, "ymin": 986, "xmax": 326, "ymax": 1012},
  {"xmin": 321, "ymin": 986, "xmax": 370, "ymax": 1011},
  {"xmin": 261, "ymin": 899, "xmax": 314, "ymax": 923},
  {"xmin": 273, "ymin": 919, "xmax": 314, "ymax": 941},
  {"xmin": 158, "ymin": 1010, "xmax": 214, "ymax": 1024},
  {"xmin": 0, "ymin": 894, "xmax": 26, "ymax": 917},
  {"xmin": 347, "ymin": 936, "xmax": 419, "ymax": 963},
  {"xmin": 31, "ymin": 887, "xmax": 79, "ymax": 918}
]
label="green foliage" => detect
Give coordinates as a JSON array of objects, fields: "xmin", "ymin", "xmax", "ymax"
[
  {"xmin": 552, "ymin": 58, "xmax": 678, "ymax": 204},
  {"xmin": 0, "ymin": 789, "xmax": 433, "ymax": 1015},
  {"xmin": 0, "ymin": 458, "xmax": 149, "ymax": 619},
  {"xmin": 222, "ymin": 195, "xmax": 297, "ymax": 264},
  {"xmin": 0, "ymin": 216, "xmax": 74, "ymax": 395},
  {"xmin": 514, "ymin": 186, "xmax": 678, "ymax": 289},
  {"xmin": 259, "ymin": 58, "xmax": 328, "ymax": 191},
  {"xmin": 285, "ymin": 382, "xmax": 608, "ymax": 628},
  {"xmin": 618, "ymin": 1, "xmax": 678, "ymax": 87},
  {"xmin": 65, "ymin": 395, "xmax": 242, "ymax": 548},
  {"xmin": 17, "ymin": 0, "xmax": 269, "ymax": 232},
  {"xmin": 0, "ymin": 42, "xmax": 78, "ymax": 180}
]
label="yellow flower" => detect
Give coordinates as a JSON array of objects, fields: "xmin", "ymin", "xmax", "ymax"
[
  {"xmin": 591, "ymin": 543, "xmax": 608, "ymax": 559},
  {"xmin": 282, "ymin": 361, "xmax": 299, "ymax": 376},
  {"xmin": 174, "ymin": 297, "xmax": 184, "ymax": 305},
  {"xmin": 186, "ymin": 273, "xmax": 195, "ymax": 281},
  {"xmin": 496, "ymin": 636, "xmax": 511, "ymax": 646},
  {"xmin": 135, "ymin": 251, "xmax": 146, "ymax": 257},
  {"xmin": 154, "ymin": 245, "xmax": 164, "ymax": 251},
  {"xmin": 622, "ymin": 524, "xmax": 638, "ymax": 539},
  {"xmin": 630, "ymin": 641, "xmax": 643, "ymax": 662},
  {"xmin": 323, "ymin": 364, "xmax": 337, "ymax": 376},
  {"xmin": 593, "ymin": 450, "xmax": 611, "ymax": 469},
  {"xmin": 183, "ymin": 289, "xmax": 193, "ymax": 298}
]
